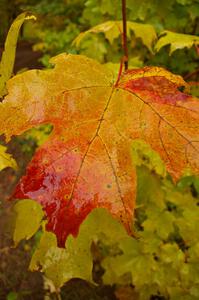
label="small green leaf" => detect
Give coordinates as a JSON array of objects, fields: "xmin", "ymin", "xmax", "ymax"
[
  {"xmin": 0, "ymin": 13, "xmax": 36, "ymax": 97},
  {"xmin": 155, "ymin": 30, "xmax": 199, "ymax": 55},
  {"xmin": 6, "ymin": 292, "xmax": 18, "ymax": 300},
  {"xmin": 0, "ymin": 145, "xmax": 17, "ymax": 171},
  {"xmin": 143, "ymin": 210, "xmax": 175, "ymax": 240},
  {"xmin": 127, "ymin": 21, "xmax": 157, "ymax": 52},
  {"xmin": 175, "ymin": 208, "xmax": 199, "ymax": 245},
  {"xmin": 131, "ymin": 140, "xmax": 166, "ymax": 177},
  {"xmin": 178, "ymin": 175, "xmax": 199, "ymax": 195},
  {"xmin": 13, "ymin": 199, "xmax": 44, "ymax": 246},
  {"xmin": 159, "ymin": 243, "xmax": 184, "ymax": 265},
  {"xmin": 136, "ymin": 166, "xmax": 165, "ymax": 209}
]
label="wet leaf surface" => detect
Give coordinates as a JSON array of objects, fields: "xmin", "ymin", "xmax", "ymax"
[{"xmin": 0, "ymin": 54, "xmax": 198, "ymax": 246}]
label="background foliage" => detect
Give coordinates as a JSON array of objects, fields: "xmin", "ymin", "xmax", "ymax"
[
  {"xmin": 0, "ymin": 0, "xmax": 199, "ymax": 75},
  {"xmin": 0, "ymin": 1, "xmax": 199, "ymax": 300}
]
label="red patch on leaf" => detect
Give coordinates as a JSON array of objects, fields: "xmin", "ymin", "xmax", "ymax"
[
  {"xmin": 121, "ymin": 76, "xmax": 189, "ymax": 105},
  {"xmin": 13, "ymin": 135, "xmax": 135, "ymax": 247}
]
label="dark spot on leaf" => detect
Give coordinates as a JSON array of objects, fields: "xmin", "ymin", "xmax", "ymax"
[
  {"xmin": 178, "ymin": 86, "xmax": 185, "ymax": 92},
  {"xmin": 153, "ymin": 253, "xmax": 159, "ymax": 261}
]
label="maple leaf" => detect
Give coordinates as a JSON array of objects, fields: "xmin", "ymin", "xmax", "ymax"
[{"xmin": 0, "ymin": 54, "xmax": 198, "ymax": 247}]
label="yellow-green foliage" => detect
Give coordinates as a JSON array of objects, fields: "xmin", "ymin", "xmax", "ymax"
[
  {"xmin": 0, "ymin": 145, "xmax": 17, "ymax": 171},
  {"xmin": 0, "ymin": 13, "xmax": 36, "ymax": 97},
  {"xmin": 14, "ymin": 167, "xmax": 199, "ymax": 299}
]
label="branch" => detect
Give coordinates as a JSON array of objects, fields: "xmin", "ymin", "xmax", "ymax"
[
  {"xmin": 184, "ymin": 67, "xmax": 199, "ymax": 80},
  {"xmin": 122, "ymin": 0, "xmax": 128, "ymax": 71}
]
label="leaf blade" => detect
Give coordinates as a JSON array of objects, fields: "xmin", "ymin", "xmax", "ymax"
[
  {"xmin": 0, "ymin": 54, "xmax": 198, "ymax": 246},
  {"xmin": 0, "ymin": 13, "xmax": 36, "ymax": 97},
  {"xmin": 0, "ymin": 145, "xmax": 17, "ymax": 171},
  {"xmin": 155, "ymin": 30, "xmax": 199, "ymax": 55},
  {"xmin": 13, "ymin": 199, "xmax": 44, "ymax": 246}
]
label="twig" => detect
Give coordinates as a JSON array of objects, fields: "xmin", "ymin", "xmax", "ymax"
[
  {"xmin": 188, "ymin": 81, "xmax": 199, "ymax": 86},
  {"xmin": 122, "ymin": 0, "xmax": 128, "ymax": 71},
  {"xmin": 184, "ymin": 67, "xmax": 199, "ymax": 80},
  {"xmin": 55, "ymin": 292, "xmax": 62, "ymax": 300}
]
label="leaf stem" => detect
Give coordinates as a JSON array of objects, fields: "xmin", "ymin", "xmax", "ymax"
[
  {"xmin": 55, "ymin": 291, "xmax": 62, "ymax": 300},
  {"xmin": 122, "ymin": 0, "xmax": 128, "ymax": 71},
  {"xmin": 115, "ymin": 59, "xmax": 124, "ymax": 86}
]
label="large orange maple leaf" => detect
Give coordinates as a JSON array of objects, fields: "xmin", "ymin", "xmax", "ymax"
[{"xmin": 0, "ymin": 54, "xmax": 198, "ymax": 246}]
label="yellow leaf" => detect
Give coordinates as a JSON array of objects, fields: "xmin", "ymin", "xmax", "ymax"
[
  {"xmin": 0, "ymin": 13, "xmax": 36, "ymax": 97},
  {"xmin": 13, "ymin": 199, "xmax": 44, "ymax": 246},
  {"xmin": 0, "ymin": 145, "xmax": 17, "ymax": 171}
]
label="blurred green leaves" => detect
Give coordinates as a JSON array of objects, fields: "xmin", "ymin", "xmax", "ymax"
[
  {"xmin": 3, "ymin": 0, "xmax": 197, "ymax": 76},
  {"xmin": 29, "ymin": 208, "xmax": 128, "ymax": 288},
  {"xmin": 73, "ymin": 20, "xmax": 157, "ymax": 52},
  {"xmin": 14, "ymin": 164, "xmax": 199, "ymax": 299},
  {"xmin": 102, "ymin": 167, "xmax": 199, "ymax": 300}
]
